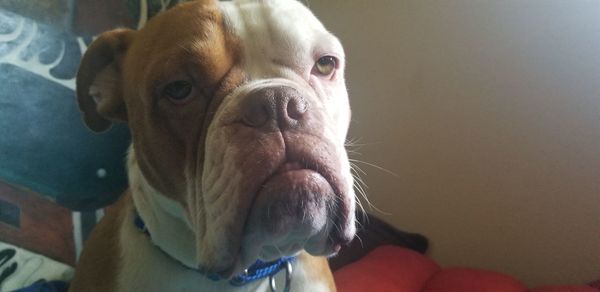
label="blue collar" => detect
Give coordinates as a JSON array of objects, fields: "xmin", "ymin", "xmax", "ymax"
[{"xmin": 133, "ymin": 213, "xmax": 296, "ymax": 289}]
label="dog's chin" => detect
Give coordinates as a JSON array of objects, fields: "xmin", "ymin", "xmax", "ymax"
[{"xmin": 232, "ymin": 168, "xmax": 347, "ymax": 273}]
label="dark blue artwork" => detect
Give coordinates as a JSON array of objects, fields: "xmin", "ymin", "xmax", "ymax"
[{"xmin": 0, "ymin": 9, "xmax": 130, "ymax": 210}]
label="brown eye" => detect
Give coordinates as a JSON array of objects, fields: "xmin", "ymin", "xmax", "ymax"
[
  {"xmin": 164, "ymin": 80, "xmax": 193, "ymax": 103},
  {"xmin": 314, "ymin": 56, "xmax": 337, "ymax": 77}
]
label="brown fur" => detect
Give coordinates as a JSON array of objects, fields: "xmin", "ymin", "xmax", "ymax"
[
  {"xmin": 68, "ymin": 192, "xmax": 130, "ymax": 291},
  {"xmin": 299, "ymin": 252, "xmax": 337, "ymax": 291}
]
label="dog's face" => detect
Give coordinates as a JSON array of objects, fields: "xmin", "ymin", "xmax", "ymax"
[{"xmin": 77, "ymin": 0, "xmax": 355, "ymax": 275}]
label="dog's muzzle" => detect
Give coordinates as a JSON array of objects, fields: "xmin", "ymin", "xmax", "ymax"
[
  {"xmin": 240, "ymin": 85, "xmax": 351, "ymax": 256},
  {"xmin": 200, "ymin": 82, "xmax": 354, "ymax": 275},
  {"xmin": 241, "ymin": 85, "xmax": 332, "ymax": 234}
]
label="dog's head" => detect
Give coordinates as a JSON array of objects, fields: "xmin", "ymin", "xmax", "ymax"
[{"xmin": 77, "ymin": 0, "xmax": 355, "ymax": 276}]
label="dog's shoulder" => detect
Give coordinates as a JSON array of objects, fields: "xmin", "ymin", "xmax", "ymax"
[{"xmin": 68, "ymin": 192, "xmax": 131, "ymax": 292}]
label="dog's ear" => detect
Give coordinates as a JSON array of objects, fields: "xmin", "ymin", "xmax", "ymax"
[{"xmin": 76, "ymin": 29, "xmax": 136, "ymax": 132}]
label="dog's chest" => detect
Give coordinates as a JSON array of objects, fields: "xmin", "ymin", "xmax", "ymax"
[
  {"xmin": 116, "ymin": 209, "xmax": 260, "ymax": 291},
  {"xmin": 117, "ymin": 210, "xmax": 330, "ymax": 292}
]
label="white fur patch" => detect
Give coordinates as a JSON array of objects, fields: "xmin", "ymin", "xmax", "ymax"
[{"xmin": 127, "ymin": 148, "xmax": 199, "ymax": 269}]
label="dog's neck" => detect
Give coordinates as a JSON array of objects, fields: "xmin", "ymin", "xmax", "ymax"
[{"xmin": 127, "ymin": 148, "xmax": 199, "ymax": 269}]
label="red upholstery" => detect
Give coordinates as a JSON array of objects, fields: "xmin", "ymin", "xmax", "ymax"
[
  {"xmin": 530, "ymin": 287, "xmax": 598, "ymax": 292},
  {"xmin": 334, "ymin": 245, "xmax": 596, "ymax": 292},
  {"xmin": 421, "ymin": 267, "xmax": 527, "ymax": 292},
  {"xmin": 335, "ymin": 245, "xmax": 440, "ymax": 292}
]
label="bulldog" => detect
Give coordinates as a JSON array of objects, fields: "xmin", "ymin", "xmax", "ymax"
[{"xmin": 69, "ymin": 0, "xmax": 355, "ymax": 291}]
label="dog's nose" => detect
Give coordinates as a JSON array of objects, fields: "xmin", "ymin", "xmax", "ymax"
[{"xmin": 241, "ymin": 86, "xmax": 308, "ymax": 130}]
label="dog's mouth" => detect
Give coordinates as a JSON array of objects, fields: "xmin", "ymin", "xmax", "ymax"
[
  {"xmin": 273, "ymin": 161, "xmax": 305, "ymax": 174},
  {"xmin": 231, "ymin": 154, "xmax": 352, "ymax": 273}
]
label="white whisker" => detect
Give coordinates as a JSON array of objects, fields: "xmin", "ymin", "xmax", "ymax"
[{"xmin": 348, "ymin": 158, "xmax": 400, "ymax": 178}]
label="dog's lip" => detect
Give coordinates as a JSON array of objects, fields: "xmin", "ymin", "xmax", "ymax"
[
  {"xmin": 268, "ymin": 160, "xmax": 336, "ymax": 193},
  {"xmin": 293, "ymin": 157, "xmax": 355, "ymax": 246},
  {"xmin": 273, "ymin": 161, "xmax": 305, "ymax": 175}
]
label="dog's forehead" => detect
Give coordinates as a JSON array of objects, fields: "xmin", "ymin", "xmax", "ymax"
[
  {"xmin": 219, "ymin": 0, "xmax": 342, "ymax": 77},
  {"xmin": 219, "ymin": 0, "xmax": 325, "ymax": 36}
]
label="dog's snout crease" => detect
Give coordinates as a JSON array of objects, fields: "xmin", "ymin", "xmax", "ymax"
[{"xmin": 240, "ymin": 86, "xmax": 308, "ymax": 130}]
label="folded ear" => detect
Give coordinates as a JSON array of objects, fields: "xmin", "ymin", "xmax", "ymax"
[{"xmin": 76, "ymin": 29, "xmax": 136, "ymax": 132}]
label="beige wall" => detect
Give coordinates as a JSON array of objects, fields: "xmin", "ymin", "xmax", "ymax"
[{"xmin": 310, "ymin": 0, "xmax": 600, "ymax": 287}]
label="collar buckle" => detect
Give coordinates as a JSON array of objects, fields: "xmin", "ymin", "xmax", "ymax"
[{"xmin": 269, "ymin": 260, "xmax": 293, "ymax": 292}]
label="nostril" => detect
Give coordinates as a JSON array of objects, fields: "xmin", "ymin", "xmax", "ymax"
[
  {"xmin": 286, "ymin": 98, "xmax": 308, "ymax": 120},
  {"xmin": 242, "ymin": 101, "xmax": 271, "ymax": 128}
]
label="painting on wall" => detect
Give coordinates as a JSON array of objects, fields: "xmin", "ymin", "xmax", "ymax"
[{"xmin": 0, "ymin": 1, "xmax": 184, "ymax": 289}]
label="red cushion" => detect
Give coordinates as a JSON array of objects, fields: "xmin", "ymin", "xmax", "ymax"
[
  {"xmin": 334, "ymin": 245, "xmax": 593, "ymax": 292},
  {"xmin": 530, "ymin": 286, "xmax": 598, "ymax": 292},
  {"xmin": 422, "ymin": 267, "xmax": 528, "ymax": 292},
  {"xmin": 334, "ymin": 245, "xmax": 441, "ymax": 292}
]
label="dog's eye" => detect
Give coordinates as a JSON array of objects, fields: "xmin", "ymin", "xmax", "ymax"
[
  {"xmin": 313, "ymin": 56, "xmax": 337, "ymax": 77},
  {"xmin": 164, "ymin": 80, "xmax": 193, "ymax": 103}
]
